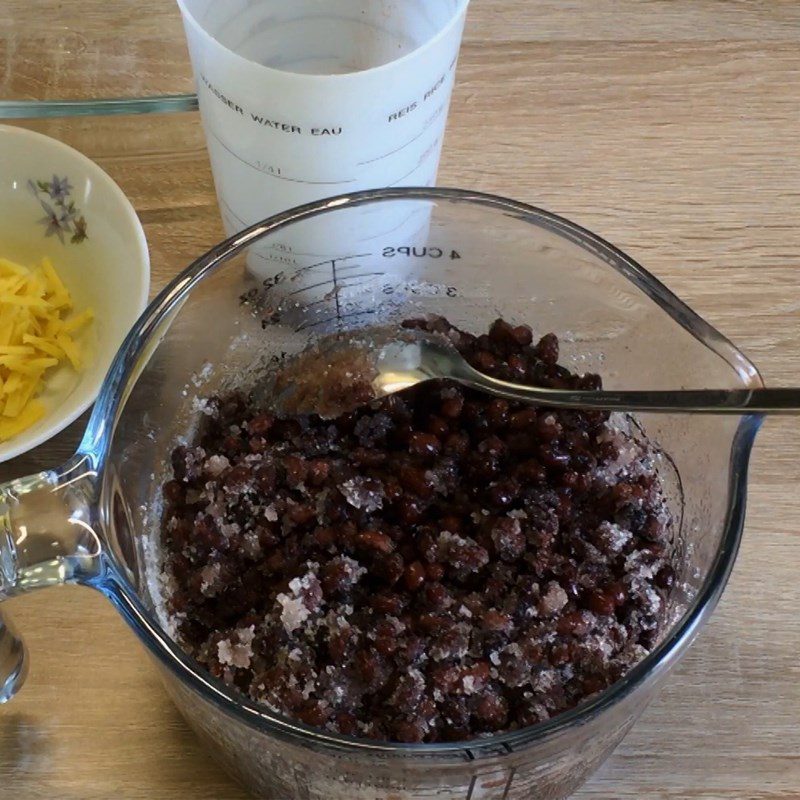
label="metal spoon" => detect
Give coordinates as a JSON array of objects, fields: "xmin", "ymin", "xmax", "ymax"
[{"xmin": 371, "ymin": 336, "xmax": 795, "ymax": 415}]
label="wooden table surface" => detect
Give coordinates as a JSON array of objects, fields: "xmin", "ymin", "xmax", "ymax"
[{"xmin": 3, "ymin": 2, "xmax": 800, "ymax": 798}]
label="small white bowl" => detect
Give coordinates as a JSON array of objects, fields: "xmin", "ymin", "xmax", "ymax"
[{"xmin": 0, "ymin": 125, "xmax": 150, "ymax": 462}]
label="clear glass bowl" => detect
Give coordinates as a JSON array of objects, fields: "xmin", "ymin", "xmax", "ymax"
[{"xmin": 0, "ymin": 188, "xmax": 763, "ymax": 799}]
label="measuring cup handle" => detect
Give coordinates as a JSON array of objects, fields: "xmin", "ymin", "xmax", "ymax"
[
  {"xmin": 0, "ymin": 611, "xmax": 27, "ymax": 703},
  {"xmin": 0, "ymin": 454, "xmax": 100, "ymax": 701}
]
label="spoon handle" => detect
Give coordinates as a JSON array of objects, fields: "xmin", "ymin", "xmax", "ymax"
[{"xmin": 461, "ymin": 370, "xmax": 799, "ymax": 415}]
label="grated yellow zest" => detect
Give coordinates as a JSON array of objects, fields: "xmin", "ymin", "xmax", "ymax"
[{"xmin": 0, "ymin": 256, "xmax": 93, "ymax": 441}]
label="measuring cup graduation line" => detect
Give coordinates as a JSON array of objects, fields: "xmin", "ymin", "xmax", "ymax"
[
  {"xmin": 501, "ymin": 769, "xmax": 516, "ymax": 800},
  {"xmin": 221, "ymin": 209, "xmax": 239, "ymax": 235},
  {"xmin": 288, "ymin": 272, "xmax": 386, "ymax": 299},
  {"xmin": 333, "ymin": 274, "xmax": 386, "ymax": 290},
  {"xmin": 295, "ymin": 308, "xmax": 380, "ymax": 333},
  {"xmin": 359, "ymin": 209, "xmax": 428, "ymax": 242},
  {"xmin": 330, "ymin": 258, "xmax": 342, "ymax": 320},
  {"xmin": 288, "ymin": 278, "xmax": 342, "ymax": 297},
  {"xmin": 292, "ymin": 253, "xmax": 372, "ymax": 277},
  {"xmin": 356, "ymin": 103, "xmax": 445, "ymax": 166},
  {"xmin": 289, "ymin": 271, "xmax": 386, "ymax": 297},
  {"xmin": 220, "ymin": 198, "xmax": 250, "ymax": 231},
  {"xmin": 250, "ymin": 248, "xmax": 340, "ymax": 264},
  {"xmin": 332, "ymin": 262, "xmax": 372, "ymax": 274},
  {"xmin": 209, "ymin": 130, "xmax": 357, "ymax": 187},
  {"xmin": 389, "ymin": 137, "xmax": 441, "ymax": 187},
  {"xmin": 289, "ymin": 278, "xmax": 389, "ymax": 315}
]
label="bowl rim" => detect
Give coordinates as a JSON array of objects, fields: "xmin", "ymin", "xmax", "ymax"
[
  {"xmin": 0, "ymin": 124, "xmax": 150, "ymax": 462},
  {"xmin": 87, "ymin": 187, "xmax": 763, "ymax": 756}
]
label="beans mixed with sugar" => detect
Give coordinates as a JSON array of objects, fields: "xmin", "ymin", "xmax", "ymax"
[{"xmin": 160, "ymin": 316, "xmax": 675, "ymax": 743}]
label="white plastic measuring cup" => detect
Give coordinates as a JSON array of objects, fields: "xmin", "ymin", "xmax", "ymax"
[{"xmin": 177, "ymin": 0, "xmax": 470, "ymax": 276}]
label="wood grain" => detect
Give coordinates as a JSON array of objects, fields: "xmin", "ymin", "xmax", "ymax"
[{"xmin": 2, "ymin": 1, "xmax": 800, "ymax": 798}]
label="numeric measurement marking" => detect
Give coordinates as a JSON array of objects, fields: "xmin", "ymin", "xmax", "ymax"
[
  {"xmin": 209, "ymin": 130, "xmax": 356, "ymax": 186},
  {"xmin": 264, "ymin": 252, "xmax": 392, "ymax": 333},
  {"xmin": 252, "ymin": 250, "xmax": 301, "ymax": 268},
  {"xmin": 254, "ymin": 162, "xmax": 282, "ymax": 177}
]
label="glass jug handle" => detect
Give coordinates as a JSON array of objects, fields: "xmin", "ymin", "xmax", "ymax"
[
  {"xmin": 0, "ymin": 610, "xmax": 27, "ymax": 703},
  {"xmin": 0, "ymin": 455, "xmax": 100, "ymax": 701}
]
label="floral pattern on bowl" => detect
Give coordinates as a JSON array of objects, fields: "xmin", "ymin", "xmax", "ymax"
[
  {"xmin": 0, "ymin": 123, "xmax": 149, "ymax": 463},
  {"xmin": 28, "ymin": 175, "xmax": 88, "ymax": 244}
]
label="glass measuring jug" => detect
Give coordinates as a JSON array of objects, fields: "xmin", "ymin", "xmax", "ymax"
[{"xmin": 0, "ymin": 189, "xmax": 762, "ymax": 798}]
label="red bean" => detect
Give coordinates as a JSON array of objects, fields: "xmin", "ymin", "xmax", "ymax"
[
  {"xmin": 425, "ymin": 563, "xmax": 445, "ymax": 582},
  {"xmin": 486, "ymin": 398, "xmax": 510, "ymax": 429},
  {"xmin": 423, "ymin": 582, "xmax": 450, "ymax": 609},
  {"xmin": 404, "ymin": 561, "xmax": 427, "ymax": 591},
  {"xmin": 248, "ymin": 412, "xmax": 275, "ymax": 436},
  {"xmin": 356, "ymin": 530, "xmax": 395, "ymax": 554},
  {"xmin": 511, "ymin": 325, "xmax": 533, "ymax": 346},
  {"xmin": 440, "ymin": 393, "xmax": 465, "ymax": 419},
  {"xmin": 444, "ymin": 431, "xmax": 470, "ymax": 455},
  {"xmin": 473, "ymin": 351, "xmax": 497, "ymax": 372},
  {"xmin": 307, "ymin": 459, "xmax": 331, "ymax": 485},
  {"xmin": 509, "ymin": 407, "xmax": 538, "ymax": 431},
  {"xmin": 440, "ymin": 515, "xmax": 463, "ymax": 534},
  {"xmin": 371, "ymin": 593, "xmax": 405, "ymax": 615},
  {"xmin": 409, "ymin": 431, "xmax": 442, "ymax": 458},
  {"xmin": 427, "ymin": 415, "xmax": 450, "ymax": 439},
  {"xmin": 283, "ymin": 455, "xmax": 308, "ymax": 486},
  {"xmin": 535, "ymin": 333, "xmax": 559, "ymax": 365},
  {"xmin": 163, "ymin": 480, "xmax": 184, "ymax": 506},
  {"xmin": 655, "ymin": 565, "xmax": 676, "ymax": 590},
  {"xmin": 586, "ymin": 588, "xmax": 617, "ymax": 616}
]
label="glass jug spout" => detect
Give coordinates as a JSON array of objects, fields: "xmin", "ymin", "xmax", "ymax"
[{"xmin": 0, "ymin": 454, "xmax": 101, "ymax": 701}]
